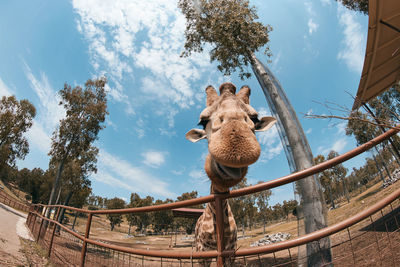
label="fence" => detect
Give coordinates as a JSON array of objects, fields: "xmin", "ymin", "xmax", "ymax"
[
  {"xmin": 0, "ymin": 189, "xmax": 30, "ymax": 212},
  {"xmin": 26, "ymin": 127, "xmax": 400, "ymax": 266}
]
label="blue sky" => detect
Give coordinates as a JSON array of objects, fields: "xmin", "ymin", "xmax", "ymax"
[{"xmin": 0, "ymin": 0, "xmax": 369, "ymax": 205}]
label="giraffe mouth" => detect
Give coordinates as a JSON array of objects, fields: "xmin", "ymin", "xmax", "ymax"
[{"xmin": 214, "ymin": 160, "xmax": 246, "ymax": 180}]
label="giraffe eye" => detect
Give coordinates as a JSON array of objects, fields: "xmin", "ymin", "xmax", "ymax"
[{"xmin": 198, "ymin": 119, "xmax": 209, "ymax": 129}]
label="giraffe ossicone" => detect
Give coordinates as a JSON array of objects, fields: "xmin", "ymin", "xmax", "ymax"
[{"xmin": 186, "ymin": 82, "xmax": 276, "ymax": 266}]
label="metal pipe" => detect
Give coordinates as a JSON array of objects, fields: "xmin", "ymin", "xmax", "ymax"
[
  {"xmin": 48, "ymin": 206, "xmax": 61, "ymax": 258},
  {"xmin": 80, "ymin": 213, "xmax": 93, "ymax": 267},
  {"xmin": 36, "ymin": 206, "xmax": 47, "ymax": 243},
  {"xmin": 214, "ymin": 195, "xmax": 225, "ymax": 267}
]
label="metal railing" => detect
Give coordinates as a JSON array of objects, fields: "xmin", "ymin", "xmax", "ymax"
[
  {"xmin": 26, "ymin": 127, "xmax": 400, "ymax": 266},
  {"xmin": 0, "ymin": 189, "xmax": 30, "ymax": 212}
]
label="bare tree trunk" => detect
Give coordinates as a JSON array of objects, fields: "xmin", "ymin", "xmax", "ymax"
[
  {"xmin": 372, "ymin": 153, "xmax": 386, "ymax": 183},
  {"xmin": 58, "ymin": 191, "xmax": 73, "ymax": 226},
  {"xmin": 263, "ymin": 218, "xmax": 266, "ymax": 235},
  {"xmin": 375, "ymin": 147, "xmax": 392, "ymax": 181},
  {"xmin": 327, "ymin": 184, "xmax": 335, "ymax": 209},
  {"xmin": 252, "ymin": 56, "xmax": 332, "ymax": 266},
  {"xmin": 46, "ymin": 159, "xmax": 66, "ymax": 218},
  {"xmin": 72, "ymin": 211, "xmax": 78, "ymax": 230},
  {"xmin": 341, "ymin": 178, "xmax": 350, "ymax": 203}
]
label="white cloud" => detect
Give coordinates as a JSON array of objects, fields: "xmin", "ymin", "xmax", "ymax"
[
  {"xmin": 0, "ymin": 77, "xmax": 13, "ymax": 96},
  {"xmin": 308, "ymin": 18, "xmax": 319, "ymax": 35},
  {"xmin": 94, "ymin": 149, "xmax": 176, "ymax": 198},
  {"xmin": 335, "ymin": 121, "xmax": 347, "ymax": 135},
  {"xmin": 189, "ymin": 169, "xmax": 205, "ymax": 180},
  {"xmin": 72, "ymin": 0, "xmax": 215, "ymax": 124},
  {"xmin": 23, "ymin": 62, "xmax": 65, "ymax": 154},
  {"xmin": 304, "ymin": 1, "xmax": 316, "ymax": 16},
  {"xmin": 337, "ymin": 4, "xmax": 366, "ymax": 73},
  {"xmin": 320, "ymin": 0, "xmax": 331, "ymax": 6},
  {"xmin": 319, "ymin": 137, "xmax": 348, "ymax": 155},
  {"xmin": 318, "ymin": 122, "xmax": 349, "ymax": 155},
  {"xmin": 141, "ymin": 150, "xmax": 166, "ymax": 168},
  {"xmin": 257, "ymin": 125, "xmax": 283, "ymax": 163},
  {"xmin": 271, "ymin": 50, "xmax": 282, "ymax": 72},
  {"xmin": 304, "ymin": 2, "xmax": 319, "ymax": 36},
  {"xmin": 256, "ymin": 107, "xmax": 282, "ymax": 162}
]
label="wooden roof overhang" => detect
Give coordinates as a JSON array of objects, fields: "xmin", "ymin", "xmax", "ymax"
[
  {"xmin": 352, "ymin": 0, "xmax": 400, "ymax": 110},
  {"xmin": 172, "ymin": 207, "xmax": 204, "ymax": 219}
]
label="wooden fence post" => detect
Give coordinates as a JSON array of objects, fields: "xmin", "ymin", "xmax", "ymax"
[
  {"xmin": 36, "ymin": 207, "xmax": 47, "ymax": 243},
  {"xmin": 215, "ymin": 195, "xmax": 225, "ymax": 267},
  {"xmin": 48, "ymin": 207, "xmax": 61, "ymax": 258},
  {"xmin": 80, "ymin": 213, "xmax": 93, "ymax": 267}
]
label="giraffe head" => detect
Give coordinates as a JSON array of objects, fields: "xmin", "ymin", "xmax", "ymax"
[{"xmin": 186, "ymin": 83, "xmax": 276, "ymax": 192}]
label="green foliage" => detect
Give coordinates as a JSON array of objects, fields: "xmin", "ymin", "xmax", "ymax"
[
  {"xmin": 0, "ymin": 96, "xmax": 36, "ymax": 168},
  {"xmin": 49, "ymin": 77, "xmax": 108, "ymax": 167},
  {"xmin": 230, "ymin": 178, "xmax": 257, "ymax": 229},
  {"xmin": 106, "ymin": 197, "xmax": 126, "ymax": 231},
  {"xmin": 175, "ymin": 191, "xmax": 201, "ymax": 234},
  {"xmin": 282, "ymin": 200, "xmax": 297, "ymax": 219},
  {"xmin": 178, "ymin": 0, "xmax": 272, "ymax": 79},
  {"xmin": 152, "ymin": 199, "xmax": 174, "ymax": 233},
  {"xmin": 336, "ymin": 0, "xmax": 368, "ymax": 15},
  {"xmin": 255, "ymin": 181, "xmax": 272, "ymax": 222},
  {"xmin": 47, "ymin": 77, "xmax": 108, "ymax": 208},
  {"xmin": 126, "ymin": 193, "xmax": 154, "ymax": 234}
]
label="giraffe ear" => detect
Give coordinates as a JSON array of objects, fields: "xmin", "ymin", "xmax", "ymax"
[
  {"xmin": 237, "ymin": 86, "xmax": 250, "ymax": 104},
  {"xmin": 186, "ymin": 129, "xmax": 207, "ymax": 142},
  {"xmin": 206, "ymin": 86, "xmax": 218, "ymax": 106},
  {"xmin": 255, "ymin": 117, "xmax": 276, "ymax": 132}
]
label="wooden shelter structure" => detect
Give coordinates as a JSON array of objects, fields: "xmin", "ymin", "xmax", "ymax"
[{"xmin": 352, "ymin": 0, "xmax": 400, "ymax": 109}]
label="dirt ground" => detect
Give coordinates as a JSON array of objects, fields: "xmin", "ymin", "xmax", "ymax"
[
  {"xmin": 2, "ymin": 178, "xmax": 399, "ymax": 266},
  {"xmin": 0, "ymin": 202, "xmax": 51, "ymax": 266}
]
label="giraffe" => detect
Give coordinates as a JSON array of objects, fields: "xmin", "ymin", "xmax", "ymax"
[{"xmin": 186, "ymin": 82, "xmax": 276, "ymax": 266}]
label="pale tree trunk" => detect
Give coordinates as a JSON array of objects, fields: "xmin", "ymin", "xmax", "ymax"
[
  {"xmin": 46, "ymin": 159, "xmax": 66, "ymax": 219},
  {"xmin": 372, "ymin": 153, "xmax": 385, "ymax": 183},
  {"xmin": 263, "ymin": 217, "xmax": 266, "ymax": 235},
  {"xmin": 341, "ymin": 178, "xmax": 350, "ymax": 203},
  {"xmin": 375, "ymin": 147, "xmax": 392, "ymax": 181},
  {"xmin": 72, "ymin": 211, "xmax": 78, "ymax": 230},
  {"xmin": 327, "ymin": 184, "xmax": 335, "ymax": 209},
  {"xmin": 252, "ymin": 55, "xmax": 332, "ymax": 266},
  {"xmin": 57, "ymin": 191, "xmax": 73, "ymax": 230}
]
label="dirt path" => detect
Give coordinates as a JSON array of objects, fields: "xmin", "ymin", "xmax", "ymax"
[{"xmin": 0, "ymin": 203, "xmax": 33, "ymax": 265}]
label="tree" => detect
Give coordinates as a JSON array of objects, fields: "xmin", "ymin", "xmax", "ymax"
[
  {"xmin": 314, "ymin": 155, "xmax": 336, "ymax": 209},
  {"xmin": 106, "ymin": 197, "xmax": 126, "ymax": 231},
  {"xmin": 126, "ymin": 193, "xmax": 154, "ymax": 235},
  {"xmin": 16, "ymin": 167, "xmax": 45, "ymax": 203},
  {"xmin": 179, "ymin": 0, "xmax": 271, "ymax": 79},
  {"xmin": 0, "ymin": 96, "xmax": 36, "ymax": 171},
  {"xmin": 327, "ymin": 151, "xmax": 349, "ymax": 203},
  {"xmin": 230, "ymin": 178, "xmax": 256, "ymax": 236},
  {"xmin": 46, "ymin": 78, "xmax": 108, "ymax": 215},
  {"xmin": 335, "ymin": 0, "xmax": 368, "ymax": 15},
  {"xmin": 255, "ymin": 182, "xmax": 272, "ymax": 235},
  {"xmin": 152, "ymin": 199, "xmax": 174, "ymax": 233},
  {"xmin": 179, "ymin": 1, "xmax": 331, "ymax": 264},
  {"xmin": 175, "ymin": 191, "xmax": 201, "ymax": 235},
  {"xmin": 347, "ymin": 111, "xmax": 393, "ymax": 183},
  {"xmin": 282, "ymin": 200, "xmax": 298, "ymax": 219}
]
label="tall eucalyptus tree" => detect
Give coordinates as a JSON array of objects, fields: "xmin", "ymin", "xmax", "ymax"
[{"xmin": 178, "ymin": 1, "xmax": 331, "ymax": 265}]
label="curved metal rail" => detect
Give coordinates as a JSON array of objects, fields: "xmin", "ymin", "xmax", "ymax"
[{"xmin": 27, "ymin": 126, "xmax": 400, "ymax": 266}]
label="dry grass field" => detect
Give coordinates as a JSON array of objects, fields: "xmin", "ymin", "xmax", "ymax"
[{"xmin": 65, "ymin": 178, "xmax": 400, "ymax": 252}]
